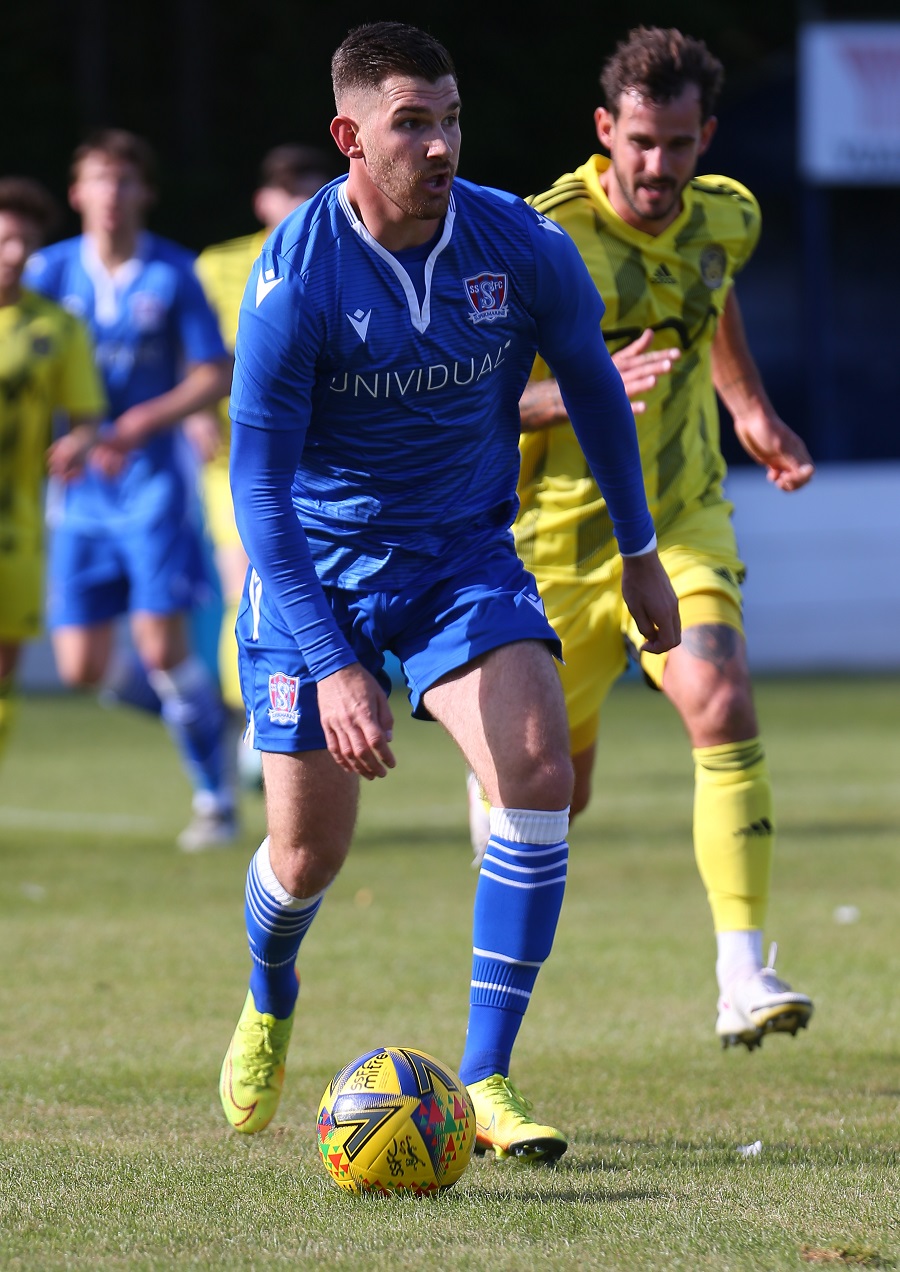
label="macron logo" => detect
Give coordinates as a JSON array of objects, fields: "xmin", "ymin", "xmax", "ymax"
[
  {"xmin": 256, "ymin": 266, "xmax": 284, "ymax": 308},
  {"xmin": 346, "ymin": 308, "xmax": 372, "ymax": 343}
]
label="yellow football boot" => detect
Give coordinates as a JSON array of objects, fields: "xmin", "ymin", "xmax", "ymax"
[
  {"xmin": 219, "ymin": 989, "xmax": 295, "ymax": 1133},
  {"xmin": 468, "ymin": 1074, "xmax": 567, "ymax": 1162}
]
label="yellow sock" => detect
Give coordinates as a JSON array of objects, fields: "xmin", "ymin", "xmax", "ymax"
[
  {"xmin": 693, "ymin": 738, "xmax": 774, "ymax": 932},
  {"xmin": 0, "ymin": 674, "xmax": 15, "ymax": 766},
  {"xmin": 218, "ymin": 601, "xmax": 244, "ymax": 714}
]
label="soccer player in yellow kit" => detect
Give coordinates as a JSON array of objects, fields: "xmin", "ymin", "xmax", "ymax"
[
  {"xmin": 191, "ymin": 146, "xmax": 338, "ymax": 724},
  {"xmin": 476, "ymin": 27, "xmax": 816, "ymax": 1050},
  {"xmin": 0, "ymin": 177, "xmax": 104, "ymax": 767}
]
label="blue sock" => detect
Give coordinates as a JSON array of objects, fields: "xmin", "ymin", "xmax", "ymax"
[
  {"xmin": 148, "ymin": 656, "xmax": 230, "ymax": 802},
  {"xmin": 459, "ymin": 806, "xmax": 569, "ymax": 1085},
  {"xmin": 245, "ymin": 839, "xmax": 325, "ymax": 1018},
  {"xmin": 100, "ymin": 651, "xmax": 162, "ymax": 715}
]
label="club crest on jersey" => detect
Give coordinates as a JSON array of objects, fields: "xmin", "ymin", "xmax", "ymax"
[
  {"xmin": 130, "ymin": 292, "xmax": 167, "ymax": 332},
  {"xmin": 464, "ymin": 272, "xmax": 508, "ymax": 323},
  {"xmin": 267, "ymin": 672, "xmax": 300, "ymax": 725},
  {"xmin": 699, "ymin": 245, "xmax": 727, "ymax": 290}
]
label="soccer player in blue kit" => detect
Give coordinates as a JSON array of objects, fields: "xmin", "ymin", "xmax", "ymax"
[
  {"xmin": 25, "ymin": 130, "xmax": 237, "ymax": 851},
  {"xmin": 219, "ymin": 21, "xmax": 680, "ymax": 1161}
]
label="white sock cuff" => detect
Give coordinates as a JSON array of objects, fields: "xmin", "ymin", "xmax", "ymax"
[
  {"xmin": 716, "ymin": 929, "xmax": 764, "ymax": 989},
  {"xmin": 147, "ymin": 655, "xmax": 211, "ymax": 700},
  {"xmin": 489, "ymin": 806, "xmax": 570, "ymax": 845},
  {"xmin": 253, "ymin": 838, "xmax": 329, "ymax": 911}
]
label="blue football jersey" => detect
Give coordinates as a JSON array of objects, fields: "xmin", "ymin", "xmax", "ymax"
[
  {"xmin": 230, "ymin": 175, "xmax": 653, "ymax": 675},
  {"xmin": 232, "ymin": 176, "xmax": 650, "ymax": 589},
  {"xmin": 25, "ymin": 232, "xmax": 226, "ymax": 526}
]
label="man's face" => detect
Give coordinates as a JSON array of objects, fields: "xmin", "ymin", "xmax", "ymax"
[
  {"xmin": 596, "ymin": 84, "xmax": 716, "ymax": 234},
  {"xmin": 69, "ymin": 154, "xmax": 153, "ymax": 237},
  {"xmin": 0, "ymin": 211, "xmax": 41, "ymax": 298},
  {"xmin": 254, "ymin": 179, "xmax": 328, "ymax": 233},
  {"xmin": 343, "ymin": 73, "xmax": 461, "ymax": 222}
]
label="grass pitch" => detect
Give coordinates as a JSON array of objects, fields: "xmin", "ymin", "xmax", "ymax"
[{"xmin": 1, "ymin": 675, "xmax": 899, "ymax": 1270}]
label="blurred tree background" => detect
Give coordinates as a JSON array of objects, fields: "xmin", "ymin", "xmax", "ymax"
[{"xmin": 3, "ymin": 0, "xmax": 898, "ymax": 461}]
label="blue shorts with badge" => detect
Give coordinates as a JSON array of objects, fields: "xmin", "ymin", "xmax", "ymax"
[{"xmin": 237, "ymin": 541, "xmax": 562, "ymax": 754}]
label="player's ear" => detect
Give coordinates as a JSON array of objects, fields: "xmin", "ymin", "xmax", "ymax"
[
  {"xmin": 594, "ymin": 107, "xmax": 614, "ymax": 150},
  {"xmin": 331, "ymin": 115, "xmax": 364, "ymax": 161},
  {"xmin": 698, "ymin": 115, "xmax": 717, "ymax": 156}
]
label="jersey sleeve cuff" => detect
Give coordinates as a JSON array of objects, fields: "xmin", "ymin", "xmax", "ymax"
[{"xmin": 620, "ymin": 532, "xmax": 658, "ymax": 558}]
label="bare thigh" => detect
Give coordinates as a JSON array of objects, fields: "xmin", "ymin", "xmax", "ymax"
[
  {"xmin": 423, "ymin": 640, "xmax": 573, "ymax": 811},
  {"xmin": 130, "ymin": 611, "xmax": 190, "ymax": 672},
  {"xmin": 262, "ymin": 749, "xmax": 360, "ymax": 898},
  {"xmin": 52, "ymin": 623, "xmax": 115, "ymax": 687}
]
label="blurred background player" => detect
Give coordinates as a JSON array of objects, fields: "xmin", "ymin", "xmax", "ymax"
[
  {"xmin": 25, "ymin": 129, "xmax": 236, "ymax": 851},
  {"xmin": 0, "ymin": 176, "xmax": 104, "ymax": 769},
  {"xmin": 471, "ymin": 26, "xmax": 816, "ymax": 1051},
  {"xmin": 188, "ymin": 144, "xmax": 339, "ymax": 786}
]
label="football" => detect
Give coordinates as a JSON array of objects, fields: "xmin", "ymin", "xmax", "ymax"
[{"xmin": 316, "ymin": 1046, "xmax": 476, "ymax": 1194}]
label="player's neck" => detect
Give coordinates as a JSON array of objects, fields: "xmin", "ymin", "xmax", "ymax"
[
  {"xmin": 345, "ymin": 177, "xmax": 443, "ymax": 253},
  {"xmin": 85, "ymin": 225, "xmax": 142, "ymax": 272}
]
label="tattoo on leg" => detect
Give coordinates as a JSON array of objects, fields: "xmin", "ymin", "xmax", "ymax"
[{"xmin": 683, "ymin": 624, "xmax": 738, "ymax": 672}]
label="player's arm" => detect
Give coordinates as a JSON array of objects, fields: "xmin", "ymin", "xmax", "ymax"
[
  {"xmin": 45, "ymin": 311, "xmax": 107, "ymax": 480},
  {"xmin": 229, "ymin": 421, "xmax": 395, "ymax": 780},
  {"xmin": 712, "ymin": 289, "xmax": 814, "ymax": 492},
  {"xmin": 46, "ymin": 414, "xmax": 101, "ymax": 480},
  {"xmin": 229, "ymin": 252, "xmax": 394, "ymax": 779},
  {"xmin": 95, "ymin": 357, "xmax": 232, "ymax": 468},
  {"xmin": 520, "ymin": 330, "xmax": 681, "ymax": 432},
  {"xmin": 550, "ymin": 331, "xmax": 680, "ymax": 655},
  {"xmin": 529, "ymin": 213, "xmax": 680, "ymax": 653}
]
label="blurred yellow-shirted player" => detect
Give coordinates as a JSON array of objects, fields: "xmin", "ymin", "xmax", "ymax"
[
  {"xmin": 191, "ymin": 146, "xmax": 338, "ymax": 725},
  {"xmin": 471, "ymin": 27, "xmax": 817, "ymax": 1051},
  {"xmin": 0, "ymin": 177, "xmax": 104, "ymax": 767}
]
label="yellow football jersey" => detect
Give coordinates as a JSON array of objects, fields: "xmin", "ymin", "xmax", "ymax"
[
  {"xmin": 516, "ymin": 156, "xmax": 761, "ymax": 581},
  {"xmin": 0, "ymin": 289, "xmax": 105, "ymax": 556}
]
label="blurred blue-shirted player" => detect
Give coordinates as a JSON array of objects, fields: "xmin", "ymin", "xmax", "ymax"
[
  {"xmin": 218, "ymin": 22, "xmax": 681, "ymax": 1159},
  {"xmin": 25, "ymin": 130, "xmax": 236, "ymax": 851}
]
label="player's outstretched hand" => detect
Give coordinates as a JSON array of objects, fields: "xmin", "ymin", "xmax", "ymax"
[
  {"xmin": 317, "ymin": 662, "xmax": 396, "ymax": 780},
  {"xmin": 621, "ymin": 550, "xmax": 681, "ymax": 656},
  {"xmin": 45, "ymin": 424, "xmax": 97, "ymax": 481},
  {"xmin": 734, "ymin": 409, "xmax": 815, "ymax": 492},
  {"xmin": 612, "ymin": 329, "xmax": 680, "ymax": 414}
]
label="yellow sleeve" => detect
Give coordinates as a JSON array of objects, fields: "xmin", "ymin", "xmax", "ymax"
[{"xmin": 56, "ymin": 314, "xmax": 106, "ymax": 419}]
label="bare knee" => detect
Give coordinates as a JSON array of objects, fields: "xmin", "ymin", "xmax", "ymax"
[
  {"xmin": 267, "ymin": 834, "xmax": 345, "ymax": 898},
  {"xmin": 664, "ymin": 627, "xmax": 758, "ymax": 746},
  {"xmin": 497, "ymin": 747, "xmax": 573, "ymax": 812}
]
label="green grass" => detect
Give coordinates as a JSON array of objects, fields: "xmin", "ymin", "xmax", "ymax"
[{"xmin": 1, "ymin": 676, "xmax": 899, "ymax": 1270}]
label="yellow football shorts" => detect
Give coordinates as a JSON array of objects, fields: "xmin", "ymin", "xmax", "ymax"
[
  {"xmin": 538, "ymin": 499, "xmax": 746, "ymax": 755},
  {"xmin": 0, "ymin": 551, "xmax": 44, "ymax": 643}
]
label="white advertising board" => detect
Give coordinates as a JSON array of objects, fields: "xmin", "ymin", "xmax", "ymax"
[{"xmin": 800, "ymin": 22, "xmax": 900, "ymax": 185}]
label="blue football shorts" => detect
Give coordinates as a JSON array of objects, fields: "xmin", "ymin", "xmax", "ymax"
[
  {"xmin": 237, "ymin": 540, "xmax": 562, "ymax": 754},
  {"xmin": 47, "ymin": 469, "xmax": 208, "ymax": 627}
]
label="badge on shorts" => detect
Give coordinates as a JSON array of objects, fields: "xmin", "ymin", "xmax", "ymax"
[
  {"xmin": 464, "ymin": 272, "xmax": 508, "ymax": 323},
  {"xmin": 267, "ymin": 672, "xmax": 301, "ymax": 725}
]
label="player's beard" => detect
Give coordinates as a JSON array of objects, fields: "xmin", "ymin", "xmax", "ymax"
[
  {"xmin": 616, "ymin": 164, "xmax": 685, "ymax": 225},
  {"xmin": 367, "ymin": 152, "xmax": 456, "ymax": 221}
]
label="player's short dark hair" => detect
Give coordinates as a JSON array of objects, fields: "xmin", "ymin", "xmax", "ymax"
[
  {"xmin": 601, "ymin": 27, "xmax": 724, "ymax": 122},
  {"xmin": 258, "ymin": 144, "xmax": 337, "ymax": 193},
  {"xmin": 331, "ymin": 22, "xmax": 456, "ymax": 106},
  {"xmin": 70, "ymin": 129, "xmax": 158, "ymax": 189},
  {"xmin": 0, "ymin": 176, "xmax": 61, "ymax": 238}
]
